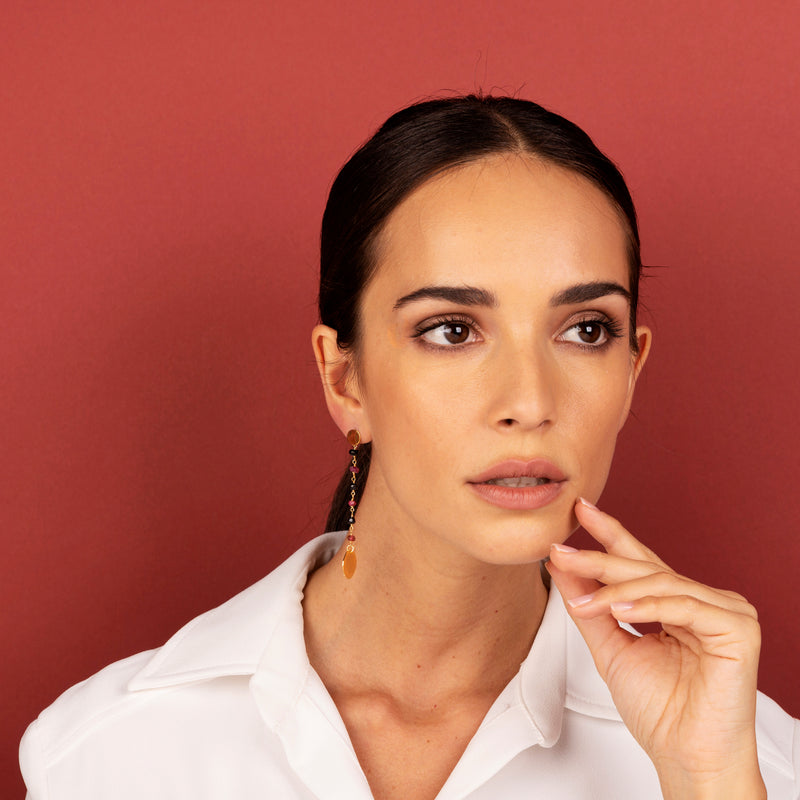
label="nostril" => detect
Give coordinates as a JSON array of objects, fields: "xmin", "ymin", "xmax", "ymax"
[{"xmin": 500, "ymin": 418, "xmax": 516, "ymax": 427}]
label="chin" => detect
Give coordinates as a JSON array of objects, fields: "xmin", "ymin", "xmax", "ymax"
[{"xmin": 474, "ymin": 514, "xmax": 577, "ymax": 566}]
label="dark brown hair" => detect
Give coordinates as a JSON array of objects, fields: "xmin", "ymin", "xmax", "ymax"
[{"xmin": 319, "ymin": 95, "xmax": 642, "ymax": 531}]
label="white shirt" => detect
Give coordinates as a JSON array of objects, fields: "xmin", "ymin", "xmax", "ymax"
[{"xmin": 20, "ymin": 532, "xmax": 800, "ymax": 798}]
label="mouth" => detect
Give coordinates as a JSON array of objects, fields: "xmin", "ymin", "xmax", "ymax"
[
  {"xmin": 467, "ymin": 459, "xmax": 567, "ymax": 511},
  {"xmin": 483, "ymin": 476, "xmax": 553, "ymax": 487},
  {"xmin": 469, "ymin": 458, "xmax": 567, "ymax": 485}
]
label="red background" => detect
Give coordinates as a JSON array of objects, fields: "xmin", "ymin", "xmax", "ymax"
[{"xmin": 3, "ymin": 1, "xmax": 799, "ymax": 793}]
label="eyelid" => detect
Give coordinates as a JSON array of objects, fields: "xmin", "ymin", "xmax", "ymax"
[
  {"xmin": 557, "ymin": 311, "xmax": 624, "ymax": 348},
  {"xmin": 561, "ymin": 308, "xmax": 623, "ymax": 331},
  {"xmin": 412, "ymin": 313, "xmax": 483, "ymax": 347},
  {"xmin": 413, "ymin": 312, "xmax": 481, "ymax": 336}
]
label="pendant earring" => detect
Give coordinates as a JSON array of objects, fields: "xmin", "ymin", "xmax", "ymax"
[{"xmin": 342, "ymin": 429, "xmax": 361, "ymax": 579}]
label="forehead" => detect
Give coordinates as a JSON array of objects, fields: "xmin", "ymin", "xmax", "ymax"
[{"xmin": 369, "ymin": 154, "xmax": 631, "ymax": 299}]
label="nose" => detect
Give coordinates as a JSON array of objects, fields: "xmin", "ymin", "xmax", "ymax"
[{"xmin": 487, "ymin": 340, "xmax": 559, "ymax": 432}]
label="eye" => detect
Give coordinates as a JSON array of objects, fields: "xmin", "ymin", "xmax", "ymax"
[
  {"xmin": 560, "ymin": 317, "xmax": 623, "ymax": 348},
  {"xmin": 414, "ymin": 317, "xmax": 478, "ymax": 347},
  {"xmin": 564, "ymin": 320, "xmax": 607, "ymax": 345}
]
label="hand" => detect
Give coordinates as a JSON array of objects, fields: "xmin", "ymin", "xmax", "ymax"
[{"xmin": 546, "ymin": 498, "xmax": 766, "ymax": 800}]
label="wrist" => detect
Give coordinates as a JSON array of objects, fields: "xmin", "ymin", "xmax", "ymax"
[{"xmin": 658, "ymin": 768, "xmax": 766, "ymax": 800}]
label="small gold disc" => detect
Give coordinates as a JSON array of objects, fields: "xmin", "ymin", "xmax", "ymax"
[
  {"xmin": 346, "ymin": 429, "xmax": 361, "ymax": 447},
  {"xmin": 342, "ymin": 547, "xmax": 357, "ymax": 579}
]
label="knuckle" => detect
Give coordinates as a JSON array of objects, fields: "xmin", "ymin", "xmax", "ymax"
[
  {"xmin": 740, "ymin": 616, "xmax": 762, "ymax": 649},
  {"xmin": 652, "ymin": 570, "xmax": 676, "ymax": 589},
  {"xmin": 720, "ymin": 588, "xmax": 749, "ymax": 605},
  {"xmin": 602, "ymin": 525, "xmax": 622, "ymax": 547},
  {"xmin": 741, "ymin": 600, "xmax": 759, "ymax": 622},
  {"xmin": 583, "ymin": 550, "xmax": 609, "ymax": 579},
  {"xmin": 679, "ymin": 594, "xmax": 701, "ymax": 620},
  {"xmin": 744, "ymin": 606, "xmax": 761, "ymax": 627}
]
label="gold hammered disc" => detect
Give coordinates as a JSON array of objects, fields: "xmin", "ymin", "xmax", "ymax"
[{"xmin": 342, "ymin": 547, "xmax": 357, "ymax": 579}]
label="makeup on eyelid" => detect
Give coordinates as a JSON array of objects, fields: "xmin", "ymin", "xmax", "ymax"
[{"xmin": 410, "ymin": 311, "xmax": 626, "ymax": 350}]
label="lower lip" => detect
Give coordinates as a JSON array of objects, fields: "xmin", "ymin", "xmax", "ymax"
[{"xmin": 468, "ymin": 480, "xmax": 565, "ymax": 510}]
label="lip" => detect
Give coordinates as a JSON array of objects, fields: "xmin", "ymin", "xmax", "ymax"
[
  {"xmin": 467, "ymin": 459, "xmax": 567, "ymax": 511},
  {"xmin": 469, "ymin": 459, "xmax": 567, "ymax": 484}
]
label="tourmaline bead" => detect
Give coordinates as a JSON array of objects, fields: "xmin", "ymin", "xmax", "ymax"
[
  {"xmin": 349, "ymin": 466, "xmax": 360, "ymax": 473},
  {"xmin": 349, "ymin": 449, "xmax": 358, "ymax": 455},
  {"xmin": 348, "ymin": 500, "xmax": 356, "ymax": 507},
  {"xmin": 346, "ymin": 534, "xmax": 355, "ymax": 541}
]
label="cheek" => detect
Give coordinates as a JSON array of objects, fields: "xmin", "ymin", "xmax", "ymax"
[
  {"xmin": 568, "ymin": 371, "xmax": 631, "ymax": 477},
  {"xmin": 360, "ymin": 355, "xmax": 479, "ymax": 495},
  {"xmin": 562, "ymin": 359, "xmax": 630, "ymax": 432},
  {"xmin": 363, "ymin": 346, "xmax": 480, "ymax": 432}
]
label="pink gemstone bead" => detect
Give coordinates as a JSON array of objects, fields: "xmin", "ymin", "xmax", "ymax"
[{"xmin": 349, "ymin": 466, "xmax": 360, "ymax": 473}]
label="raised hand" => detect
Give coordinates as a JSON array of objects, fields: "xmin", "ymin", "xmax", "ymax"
[{"xmin": 546, "ymin": 497, "xmax": 766, "ymax": 800}]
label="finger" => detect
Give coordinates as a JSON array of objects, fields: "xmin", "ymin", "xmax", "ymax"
[
  {"xmin": 565, "ymin": 502, "xmax": 757, "ymax": 611},
  {"xmin": 574, "ymin": 497, "xmax": 668, "ymax": 566},
  {"xmin": 545, "ymin": 556, "xmax": 602, "ymax": 607},
  {"xmin": 608, "ymin": 595, "xmax": 761, "ymax": 661},
  {"xmin": 546, "ymin": 561, "xmax": 637, "ymax": 681},
  {"xmin": 660, "ymin": 623, "xmax": 704, "ymax": 658},
  {"xmin": 550, "ymin": 557, "xmax": 758, "ymax": 619},
  {"xmin": 549, "ymin": 544, "xmax": 669, "ymax": 586}
]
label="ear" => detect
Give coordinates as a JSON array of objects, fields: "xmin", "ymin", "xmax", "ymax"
[
  {"xmin": 617, "ymin": 325, "xmax": 652, "ymax": 431},
  {"xmin": 311, "ymin": 324, "xmax": 372, "ymax": 442}
]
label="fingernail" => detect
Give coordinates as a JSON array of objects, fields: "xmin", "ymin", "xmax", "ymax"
[
  {"xmin": 568, "ymin": 593, "xmax": 595, "ymax": 608},
  {"xmin": 551, "ymin": 543, "xmax": 578, "ymax": 554},
  {"xmin": 610, "ymin": 601, "xmax": 634, "ymax": 613},
  {"xmin": 577, "ymin": 497, "xmax": 598, "ymax": 510}
]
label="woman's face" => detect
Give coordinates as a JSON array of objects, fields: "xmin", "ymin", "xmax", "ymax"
[{"xmin": 338, "ymin": 154, "xmax": 649, "ymax": 568}]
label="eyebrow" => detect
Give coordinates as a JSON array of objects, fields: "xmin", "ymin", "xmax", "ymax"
[
  {"xmin": 393, "ymin": 280, "xmax": 630, "ymax": 311},
  {"xmin": 550, "ymin": 281, "xmax": 631, "ymax": 306},
  {"xmin": 393, "ymin": 285, "xmax": 497, "ymax": 311}
]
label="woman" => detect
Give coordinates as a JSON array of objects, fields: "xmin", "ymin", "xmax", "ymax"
[{"xmin": 20, "ymin": 95, "xmax": 798, "ymax": 799}]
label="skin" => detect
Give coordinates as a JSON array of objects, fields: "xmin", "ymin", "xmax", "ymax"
[{"xmin": 304, "ymin": 154, "xmax": 765, "ymax": 800}]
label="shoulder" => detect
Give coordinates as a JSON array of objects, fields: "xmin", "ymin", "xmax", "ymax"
[
  {"xmin": 20, "ymin": 533, "xmax": 344, "ymax": 799},
  {"xmin": 755, "ymin": 690, "xmax": 800, "ymax": 788},
  {"xmin": 20, "ymin": 650, "xmax": 157, "ymax": 797}
]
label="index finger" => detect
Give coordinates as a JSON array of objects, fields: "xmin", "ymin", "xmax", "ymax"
[{"xmin": 574, "ymin": 497, "xmax": 669, "ymax": 568}]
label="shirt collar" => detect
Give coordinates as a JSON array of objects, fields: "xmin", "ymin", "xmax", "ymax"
[
  {"xmin": 127, "ymin": 532, "xmax": 795, "ymax": 783},
  {"xmin": 127, "ymin": 533, "xmax": 342, "ymax": 691},
  {"xmin": 128, "ymin": 532, "xmax": 620, "ymax": 724}
]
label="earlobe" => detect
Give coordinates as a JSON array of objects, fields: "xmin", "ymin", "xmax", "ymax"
[{"xmin": 311, "ymin": 325, "xmax": 371, "ymax": 441}]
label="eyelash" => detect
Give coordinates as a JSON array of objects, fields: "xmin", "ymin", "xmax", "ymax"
[
  {"xmin": 412, "ymin": 313, "xmax": 625, "ymax": 350},
  {"xmin": 565, "ymin": 315, "xmax": 625, "ymax": 350},
  {"xmin": 413, "ymin": 315, "xmax": 480, "ymax": 348}
]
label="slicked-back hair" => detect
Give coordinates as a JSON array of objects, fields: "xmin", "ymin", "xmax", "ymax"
[{"xmin": 319, "ymin": 95, "xmax": 642, "ymax": 532}]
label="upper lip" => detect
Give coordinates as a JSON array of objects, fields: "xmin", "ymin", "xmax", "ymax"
[{"xmin": 468, "ymin": 459, "xmax": 567, "ymax": 484}]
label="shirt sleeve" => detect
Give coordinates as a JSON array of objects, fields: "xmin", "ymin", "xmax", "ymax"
[{"xmin": 19, "ymin": 718, "xmax": 48, "ymax": 800}]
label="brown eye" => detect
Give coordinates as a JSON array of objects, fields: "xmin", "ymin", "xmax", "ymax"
[
  {"xmin": 577, "ymin": 322, "xmax": 603, "ymax": 344},
  {"xmin": 560, "ymin": 320, "xmax": 610, "ymax": 347},
  {"xmin": 443, "ymin": 323, "xmax": 470, "ymax": 344},
  {"xmin": 419, "ymin": 319, "xmax": 476, "ymax": 347}
]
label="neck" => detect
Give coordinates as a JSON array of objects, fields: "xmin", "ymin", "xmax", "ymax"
[{"xmin": 303, "ymin": 499, "xmax": 549, "ymax": 707}]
